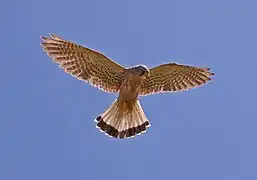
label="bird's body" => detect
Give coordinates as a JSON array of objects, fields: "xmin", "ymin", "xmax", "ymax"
[
  {"xmin": 95, "ymin": 66, "xmax": 151, "ymax": 138},
  {"xmin": 40, "ymin": 33, "xmax": 214, "ymax": 139},
  {"xmin": 119, "ymin": 66, "xmax": 148, "ymax": 102}
]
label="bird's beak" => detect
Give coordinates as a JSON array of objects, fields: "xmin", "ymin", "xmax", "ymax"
[{"xmin": 146, "ymin": 72, "xmax": 150, "ymax": 78}]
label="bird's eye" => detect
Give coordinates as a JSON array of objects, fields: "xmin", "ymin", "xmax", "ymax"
[{"xmin": 140, "ymin": 70, "xmax": 145, "ymax": 76}]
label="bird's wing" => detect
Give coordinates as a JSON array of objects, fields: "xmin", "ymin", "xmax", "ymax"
[
  {"xmin": 40, "ymin": 34, "xmax": 126, "ymax": 93},
  {"xmin": 139, "ymin": 63, "xmax": 214, "ymax": 96}
]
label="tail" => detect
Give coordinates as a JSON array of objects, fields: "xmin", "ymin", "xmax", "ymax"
[{"xmin": 95, "ymin": 100, "xmax": 150, "ymax": 139}]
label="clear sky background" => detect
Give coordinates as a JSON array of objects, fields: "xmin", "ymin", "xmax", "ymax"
[{"xmin": 2, "ymin": 0, "xmax": 257, "ymax": 179}]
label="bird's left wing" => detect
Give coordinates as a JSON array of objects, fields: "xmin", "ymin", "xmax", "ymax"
[
  {"xmin": 40, "ymin": 33, "xmax": 126, "ymax": 93},
  {"xmin": 139, "ymin": 63, "xmax": 214, "ymax": 96}
]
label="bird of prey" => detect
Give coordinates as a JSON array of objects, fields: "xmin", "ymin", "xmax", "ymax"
[{"xmin": 40, "ymin": 33, "xmax": 214, "ymax": 139}]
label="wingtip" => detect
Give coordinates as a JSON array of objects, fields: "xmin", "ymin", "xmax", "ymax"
[
  {"xmin": 207, "ymin": 68, "xmax": 215, "ymax": 76},
  {"xmin": 40, "ymin": 36, "xmax": 48, "ymax": 41},
  {"xmin": 49, "ymin": 33, "xmax": 64, "ymax": 40},
  {"xmin": 49, "ymin": 33, "xmax": 56, "ymax": 38},
  {"xmin": 203, "ymin": 67, "xmax": 215, "ymax": 76},
  {"xmin": 202, "ymin": 67, "xmax": 211, "ymax": 71},
  {"xmin": 40, "ymin": 33, "xmax": 60, "ymax": 40},
  {"xmin": 40, "ymin": 36, "xmax": 49, "ymax": 47}
]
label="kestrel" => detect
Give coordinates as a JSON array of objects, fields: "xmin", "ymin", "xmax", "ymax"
[{"xmin": 40, "ymin": 33, "xmax": 214, "ymax": 139}]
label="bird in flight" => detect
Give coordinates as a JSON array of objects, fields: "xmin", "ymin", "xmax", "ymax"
[{"xmin": 40, "ymin": 33, "xmax": 214, "ymax": 139}]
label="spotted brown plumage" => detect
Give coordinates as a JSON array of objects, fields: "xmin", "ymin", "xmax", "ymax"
[
  {"xmin": 140, "ymin": 63, "xmax": 214, "ymax": 95},
  {"xmin": 40, "ymin": 34, "xmax": 125, "ymax": 93},
  {"xmin": 40, "ymin": 33, "xmax": 214, "ymax": 139}
]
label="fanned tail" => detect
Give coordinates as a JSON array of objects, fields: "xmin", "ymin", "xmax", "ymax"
[{"xmin": 95, "ymin": 99, "xmax": 150, "ymax": 139}]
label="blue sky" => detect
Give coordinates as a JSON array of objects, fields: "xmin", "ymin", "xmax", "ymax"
[{"xmin": 2, "ymin": 0, "xmax": 257, "ymax": 179}]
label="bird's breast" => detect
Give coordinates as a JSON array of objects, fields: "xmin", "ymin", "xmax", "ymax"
[{"xmin": 118, "ymin": 76, "xmax": 143, "ymax": 102}]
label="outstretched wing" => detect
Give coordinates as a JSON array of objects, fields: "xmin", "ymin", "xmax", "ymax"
[
  {"xmin": 140, "ymin": 63, "xmax": 214, "ymax": 96},
  {"xmin": 40, "ymin": 33, "xmax": 126, "ymax": 93}
]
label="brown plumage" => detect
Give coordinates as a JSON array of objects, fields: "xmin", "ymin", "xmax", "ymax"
[
  {"xmin": 40, "ymin": 33, "xmax": 214, "ymax": 139},
  {"xmin": 140, "ymin": 63, "xmax": 214, "ymax": 95}
]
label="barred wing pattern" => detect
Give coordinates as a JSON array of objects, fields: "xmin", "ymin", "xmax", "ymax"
[
  {"xmin": 40, "ymin": 34, "xmax": 126, "ymax": 93},
  {"xmin": 140, "ymin": 63, "xmax": 214, "ymax": 95}
]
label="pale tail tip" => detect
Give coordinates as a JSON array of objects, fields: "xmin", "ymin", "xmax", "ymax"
[
  {"xmin": 95, "ymin": 118, "xmax": 150, "ymax": 139},
  {"xmin": 94, "ymin": 116, "xmax": 102, "ymax": 122}
]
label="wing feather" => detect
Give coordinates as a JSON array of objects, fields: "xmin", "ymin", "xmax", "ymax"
[
  {"xmin": 40, "ymin": 33, "xmax": 126, "ymax": 93},
  {"xmin": 140, "ymin": 63, "xmax": 214, "ymax": 95}
]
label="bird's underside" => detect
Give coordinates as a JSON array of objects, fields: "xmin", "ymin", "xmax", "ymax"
[{"xmin": 40, "ymin": 33, "xmax": 214, "ymax": 139}]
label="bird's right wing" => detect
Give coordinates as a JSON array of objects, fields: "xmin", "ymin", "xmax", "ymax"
[
  {"xmin": 40, "ymin": 33, "xmax": 126, "ymax": 93},
  {"xmin": 140, "ymin": 63, "xmax": 214, "ymax": 96}
]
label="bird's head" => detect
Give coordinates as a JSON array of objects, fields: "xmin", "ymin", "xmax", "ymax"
[{"xmin": 134, "ymin": 64, "xmax": 150, "ymax": 79}]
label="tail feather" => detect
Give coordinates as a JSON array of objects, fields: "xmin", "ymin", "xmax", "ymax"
[{"xmin": 95, "ymin": 99, "xmax": 150, "ymax": 139}]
